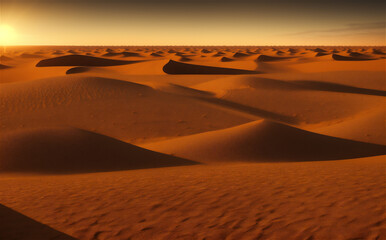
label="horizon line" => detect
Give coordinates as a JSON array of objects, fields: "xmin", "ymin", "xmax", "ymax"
[{"xmin": 3, "ymin": 44, "xmax": 386, "ymax": 47}]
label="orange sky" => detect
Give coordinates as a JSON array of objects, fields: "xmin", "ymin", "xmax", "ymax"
[{"xmin": 1, "ymin": 0, "xmax": 385, "ymax": 46}]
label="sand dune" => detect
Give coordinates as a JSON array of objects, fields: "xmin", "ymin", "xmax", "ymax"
[
  {"xmin": 257, "ymin": 55, "xmax": 293, "ymax": 62},
  {"xmin": 195, "ymin": 75, "xmax": 386, "ymax": 96},
  {"xmin": 151, "ymin": 83, "xmax": 214, "ymax": 98},
  {"xmin": 314, "ymin": 48, "xmax": 328, "ymax": 53},
  {"xmin": 201, "ymin": 49, "xmax": 212, "ymax": 53},
  {"xmin": 144, "ymin": 120, "xmax": 385, "ymax": 162},
  {"xmin": 372, "ymin": 49, "xmax": 386, "ymax": 55},
  {"xmin": 233, "ymin": 52, "xmax": 249, "ymax": 58},
  {"xmin": 1, "ymin": 75, "xmax": 250, "ymax": 142},
  {"xmin": 315, "ymin": 52, "xmax": 329, "ymax": 57},
  {"xmin": 349, "ymin": 52, "xmax": 372, "ymax": 58},
  {"xmin": 0, "ymin": 46, "xmax": 385, "ymax": 240},
  {"xmin": 67, "ymin": 50, "xmax": 78, "ymax": 54},
  {"xmin": 213, "ymin": 51, "xmax": 225, "ymax": 57},
  {"xmin": 179, "ymin": 56, "xmax": 192, "ymax": 62},
  {"xmin": 36, "ymin": 55, "xmax": 142, "ymax": 67},
  {"xmin": 292, "ymin": 80, "xmax": 386, "ymax": 96},
  {"xmin": 150, "ymin": 52, "xmax": 163, "ymax": 57},
  {"xmin": 52, "ymin": 50, "xmax": 64, "ymax": 55},
  {"xmin": 0, "ymin": 204, "xmax": 76, "ymax": 240},
  {"xmin": 20, "ymin": 53, "xmax": 43, "ymax": 58},
  {"xmin": 122, "ymin": 51, "xmax": 141, "ymax": 57},
  {"xmin": 0, "ymin": 64, "xmax": 11, "ymax": 69},
  {"xmin": 332, "ymin": 53, "xmax": 376, "ymax": 61},
  {"xmin": 102, "ymin": 52, "xmax": 122, "ymax": 57},
  {"xmin": 315, "ymin": 108, "xmax": 386, "ymax": 145},
  {"xmin": 194, "ymin": 76, "xmax": 300, "ymax": 92},
  {"xmin": 0, "ymin": 127, "xmax": 197, "ymax": 173},
  {"xmin": 65, "ymin": 66, "xmax": 90, "ymax": 74},
  {"xmin": 0, "ymin": 55, "xmax": 13, "ymax": 61},
  {"xmin": 220, "ymin": 56, "xmax": 234, "ymax": 62},
  {"xmin": 163, "ymin": 60, "xmax": 259, "ymax": 74},
  {"xmin": 193, "ymin": 74, "xmax": 383, "ymax": 124}
]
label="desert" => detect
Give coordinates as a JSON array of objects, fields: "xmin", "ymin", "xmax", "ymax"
[{"xmin": 0, "ymin": 45, "xmax": 385, "ymax": 239}]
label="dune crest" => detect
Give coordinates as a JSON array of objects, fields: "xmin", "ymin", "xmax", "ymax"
[
  {"xmin": 257, "ymin": 55, "xmax": 293, "ymax": 62},
  {"xmin": 220, "ymin": 57, "xmax": 234, "ymax": 62},
  {"xmin": 65, "ymin": 66, "xmax": 90, "ymax": 74},
  {"xmin": 144, "ymin": 120, "xmax": 385, "ymax": 162},
  {"xmin": 0, "ymin": 64, "xmax": 11, "ymax": 69},
  {"xmin": 316, "ymin": 108, "xmax": 386, "ymax": 145},
  {"xmin": 332, "ymin": 54, "xmax": 376, "ymax": 61},
  {"xmin": 0, "ymin": 55, "xmax": 13, "ymax": 61},
  {"xmin": 0, "ymin": 127, "xmax": 197, "ymax": 173},
  {"xmin": 36, "ymin": 55, "xmax": 142, "ymax": 67},
  {"xmin": 163, "ymin": 60, "xmax": 259, "ymax": 74}
]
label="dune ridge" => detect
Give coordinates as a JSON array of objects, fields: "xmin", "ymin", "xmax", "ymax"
[
  {"xmin": 0, "ymin": 64, "xmax": 11, "ymax": 69},
  {"xmin": 0, "ymin": 204, "xmax": 76, "ymax": 240},
  {"xmin": 257, "ymin": 55, "xmax": 293, "ymax": 62},
  {"xmin": 144, "ymin": 120, "xmax": 385, "ymax": 162},
  {"xmin": 36, "ymin": 55, "xmax": 142, "ymax": 67},
  {"xmin": 163, "ymin": 60, "xmax": 259, "ymax": 74},
  {"xmin": 0, "ymin": 127, "xmax": 197, "ymax": 173},
  {"xmin": 332, "ymin": 54, "xmax": 376, "ymax": 61},
  {"xmin": 65, "ymin": 66, "xmax": 90, "ymax": 74}
]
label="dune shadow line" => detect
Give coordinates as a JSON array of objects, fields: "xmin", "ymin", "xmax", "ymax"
[
  {"xmin": 36, "ymin": 54, "xmax": 144, "ymax": 67},
  {"xmin": 194, "ymin": 96, "xmax": 299, "ymax": 124},
  {"xmin": 293, "ymin": 80, "xmax": 386, "ymax": 97},
  {"xmin": 0, "ymin": 204, "xmax": 78, "ymax": 240},
  {"xmin": 163, "ymin": 60, "xmax": 260, "ymax": 75}
]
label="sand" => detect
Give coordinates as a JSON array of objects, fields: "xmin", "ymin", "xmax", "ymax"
[{"xmin": 0, "ymin": 46, "xmax": 385, "ymax": 240}]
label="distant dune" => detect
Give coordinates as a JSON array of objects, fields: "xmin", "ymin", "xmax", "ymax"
[
  {"xmin": 1, "ymin": 46, "xmax": 385, "ymax": 240},
  {"xmin": 0, "ymin": 127, "xmax": 197, "ymax": 173},
  {"xmin": 36, "ymin": 55, "xmax": 142, "ymax": 67},
  {"xmin": 122, "ymin": 51, "xmax": 141, "ymax": 57},
  {"xmin": 150, "ymin": 52, "xmax": 163, "ymax": 57},
  {"xmin": 315, "ymin": 52, "xmax": 329, "ymax": 57},
  {"xmin": 102, "ymin": 52, "xmax": 122, "ymax": 57},
  {"xmin": 372, "ymin": 49, "xmax": 386, "ymax": 55},
  {"xmin": 332, "ymin": 54, "xmax": 376, "ymax": 61},
  {"xmin": 220, "ymin": 57, "xmax": 234, "ymax": 62},
  {"xmin": 145, "ymin": 120, "xmax": 385, "ymax": 162},
  {"xmin": 52, "ymin": 50, "xmax": 64, "ymax": 55},
  {"xmin": 0, "ymin": 55, "xmax": 13, "ymax": 61},
  {"xmin": 201, "ymin": 49, "xmax": 212, "ymax": 53},
  {"xmin": 0, "ymin": 64, "xmax": 11, "ymax": 69},
  {"xmin": 233, "ymin": 52, "xmax": 250, "ymax": 58},
  {"xmin": 179, "ymin": 56, "xmax": 192, "ymax": 62},
  {"xmin": 194, "ymin": 76, "xmax": 301, "ymax": 92},
  {"xmin": 257, "ymin": 55, "xmax": 293, "ymax": 62},
  {"xmin": 163, "ymin": 60, "xmax": 259, "ymax": 74},
  {"xmin": 20, "ymin": 53, "xmax": 43, "ymax": 58},
  {"xmin": 65, "ymin": 66, "xmax": 90, "ymax": 74}
]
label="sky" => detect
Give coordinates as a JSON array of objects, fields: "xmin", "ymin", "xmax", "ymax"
[{"xmin": 0, "ymin": 0, "xmax": 385, "ymax": 46}]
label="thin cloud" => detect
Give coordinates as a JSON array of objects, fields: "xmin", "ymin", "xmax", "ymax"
[{"xmin": 286, "ymin": 21, "xmax": 385, "ymax": 36}]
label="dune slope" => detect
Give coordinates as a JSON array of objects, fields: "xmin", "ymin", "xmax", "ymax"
[
  {"xmin": 144, "ymin": 120, "xmax": 385, "ymax": 162},
  {"xmin": 36, "ymin": 55, "xmax": 142, "ymax": 67},
  {"xmin": 163, "ymin": 60, "xmax": 259, "ymax": 74},
  {"xmin": 0, "ymin": 204, "xmax": 77, "ymax": 240},
  {"xmin": 0, "ymin": 127, "xmax": 197, "ymax": 173}
]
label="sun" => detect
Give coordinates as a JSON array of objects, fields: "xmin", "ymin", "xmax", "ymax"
[{"xmin": 0, "ymin": 25, "xmax": 17, "ymax": 45}]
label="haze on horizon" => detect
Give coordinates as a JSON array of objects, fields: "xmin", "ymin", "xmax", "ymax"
[{"xmin": 1, "ymin": 0, "xmax": 385, "ymax": 46}]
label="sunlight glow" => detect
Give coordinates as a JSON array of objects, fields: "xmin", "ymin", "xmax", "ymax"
[{"xmin": 0, "ymin": 25, "xmax": 17, "ymax": 46}]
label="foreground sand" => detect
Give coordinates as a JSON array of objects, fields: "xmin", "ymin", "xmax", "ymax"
[
  {"xmin": 0, "ymin": 46, "xmax": 385, "ymax": 239},
  {"xmin": 0, "ymin": 157, "xmax": 385, "ymax": 240}
]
